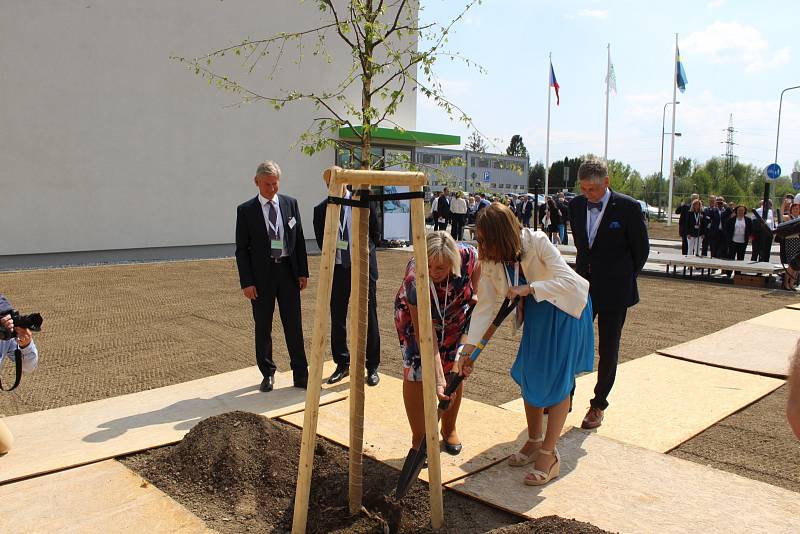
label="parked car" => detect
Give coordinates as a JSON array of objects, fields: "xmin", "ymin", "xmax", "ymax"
[{"xmin": 636, "ymin": 200, "xmax": 651, "ymax": 221}]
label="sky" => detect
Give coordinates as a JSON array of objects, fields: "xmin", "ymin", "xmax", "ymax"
[{"xmin": 416, "ymin": 0, "xmax": 800, "ymax": 177}]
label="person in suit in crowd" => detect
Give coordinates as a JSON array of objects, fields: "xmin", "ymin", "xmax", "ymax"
[
  {"xmin": 751, "ymin": 199, "xmax": 776, "ymax": 262},
  {"xmin": 458, "ymin": 203, "xmax": 594, "ymax": 486},
  {"xmin": 313, "ymin": 176, "xmax": 381, "ymax": 387},
  {"xmin": 521, "ymin": 195, "xmax": 533, "ymax": 228},
  {"xmin": 701, "ymin": 195, "xmax": 716, "ymax": 256},
  {"xmin": 450, "ymin": 191, "xmax": 468, "ymax": 241},
  {"xmin": 541, "ymin": 196, "xmax": 562, "ymax": 244},
  {"xmin": 235, "ymin": 160, "xmax": 309, "ymax": 392},
  {"xmin": 432, "ymin": 189, "xmax": 451, "ymax": 231},
  {"xmin": 568, "ymin": 159, "xmax": 649, "ymax": 429},
  {"xmin": 725, "ymin": 204, "xmax": 752, "ymax": 261},
  {"xmin": 676, "ymin": 193, "xmax": 699, "ymax": 255},
  {"xmin": 776, "ymin": 202, "xmax": 800, "ymax": 290},
  {"xmin": 683, "ymin": 198, "xmax": 707, "ymax": 256},
  {"xmin": 707, "ymin": 196, "xmax": 732, "ymax": 259}
]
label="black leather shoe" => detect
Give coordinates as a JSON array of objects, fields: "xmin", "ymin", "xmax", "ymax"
[
  {"xmin": 293, "ymin": 374, "xmax": 308, "ymax": 389},
  {"xmin": 366, "ymin": 368, "xmax": 380, "ymax": 387},
  {"xmin": 259, "ymin": 376, "xmax": 274, "ymax": 392},
  {"xmin": 327, "ymin": 365, "xmax": 350, "ymax": 384},
  {"xmin": 443, "ymin": 441, "xmax": 463, "ymax": 455}
]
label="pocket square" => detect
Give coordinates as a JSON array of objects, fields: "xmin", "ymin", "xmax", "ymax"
[{"xmin": 609, "ymin": 221, "xmax": 622, "ymax": 229}]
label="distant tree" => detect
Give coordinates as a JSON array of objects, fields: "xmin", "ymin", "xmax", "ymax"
[
  {"xmin": 465, "ymin": 131, "xmax": 487, "ymax": 153},
  {"xmin": 529, "ymin": 162, "xmax": 545, "ymax": 192},
  {"xmin": 505, "ymin": 134, "xmax": 528, "ymax": 158}
]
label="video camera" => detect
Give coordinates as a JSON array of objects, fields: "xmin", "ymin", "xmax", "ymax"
[{"xmin": 0, "ymin": 309, "xmax": 43, "ymax": 341}]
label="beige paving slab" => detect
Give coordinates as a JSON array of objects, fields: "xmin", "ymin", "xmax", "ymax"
[
  {"xmin": 447, "ymin": 429, "xmax": 800, "ymax": 534},
  {"xmin": 747, "ymin": 308, "xmax": 800, "ymax": 331},
  {"xmin": 0, "ymin": 460, "xmax": 211, "ymax": 533},
  {"xmin": 499, "ymin": 354, "xmax": 784, "ymax": 453},
  {"xmin": 657, "ymin": 321, "xmax": 797, "ymax": 377},
  {"xmin": 280, "ymin": 373, "xmax": 530, "ymax": 484},
  {"xmin": 0, "ymin": 362, "xmax": 345, "ymax": 484}
]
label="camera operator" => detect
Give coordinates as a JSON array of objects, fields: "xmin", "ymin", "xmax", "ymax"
[{"xmin": 0, "ymin": 302, "xmax": 39, "ymax": 454}]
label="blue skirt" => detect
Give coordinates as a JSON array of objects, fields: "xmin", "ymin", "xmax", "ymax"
[{"xmin": 510, "ymin": 295, "xmax": 594, "ymax": 407}]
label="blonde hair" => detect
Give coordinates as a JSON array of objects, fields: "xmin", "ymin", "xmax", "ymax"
[{"xmin": 426, "ymin": 231, "xmax": 461, "ymax": 276}]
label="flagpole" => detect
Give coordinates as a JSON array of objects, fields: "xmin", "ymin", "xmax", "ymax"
[
  {"xmin": 545, "ymin": 52, "xmax": 552, "ymax": 197},
  {"xmin": 667, "ymin": 33, "xmax": 678, "ymax": 227},
  {"xmin": 604, "ymin": 43, "xmax": 610, "ymax": 160}
]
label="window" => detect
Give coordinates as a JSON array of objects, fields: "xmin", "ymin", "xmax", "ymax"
[
  {"xmin": 440, "ymin": 155, "xmax": 461, "ymax": 166},
  {"xmin": 420, "ymin": 153, "xmax": 437, "ymax": 165}
]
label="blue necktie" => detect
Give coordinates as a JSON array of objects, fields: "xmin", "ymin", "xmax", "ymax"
[{"xmin": 588, "ymin": 201, "xmax": 603, "ymax": 211}]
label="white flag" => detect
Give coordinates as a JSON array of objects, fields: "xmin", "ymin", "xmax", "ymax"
[{"xmin": 606, "ymin": 62, "xmax": 617, "ymax": 95}]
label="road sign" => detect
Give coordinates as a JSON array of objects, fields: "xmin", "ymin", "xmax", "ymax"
[
  {"xmin": 483, "ymin": 170, "xmax": 491, "ymax": 182},
  {"xmin": 766, "ymin": 163, "xmax": 781, "ymax": 180}
]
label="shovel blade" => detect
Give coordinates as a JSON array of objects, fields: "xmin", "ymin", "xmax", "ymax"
[{"xmin": 395, "ymin": 439, "xmax": 428, "ymax": 498}]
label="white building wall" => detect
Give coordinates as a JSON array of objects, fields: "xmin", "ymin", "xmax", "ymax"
[{"xmin": 0, "ymin": 1, "xmax": 416, "ymax": 256}]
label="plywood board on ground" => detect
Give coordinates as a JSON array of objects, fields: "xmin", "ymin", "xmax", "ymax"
[
  {"xmin": 0, "ymin": 362, "xmax": 345, "ymax": 484},
  {"xmin": 499, "ymin": 354, "xmax": 783, "ymax": 453},
  {"xmin": 0, "ymin": 460, "xmax": 210, "ymax": 533},
  {"xmin": 280, "ymin": 373, "xmax": 530, "ymax": 484},
  {"xmin": 447, "ymin": 429, "xmax": 799, "ymax": 534},
  {"xmin": 785, "ymin": 302, "xmax": 800, "ymax": 310},
  {"xmin": 657, "ymin": 322, "xmax": 797, "ymax": 377},
  {"xmin": 747, "ymin": 308, "xmax": 800, "ymax": 332}
]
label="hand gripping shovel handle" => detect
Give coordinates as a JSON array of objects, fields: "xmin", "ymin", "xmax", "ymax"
[{"xmin": 395, "ymin": 296, "xmax": 520, "ymax": 499}]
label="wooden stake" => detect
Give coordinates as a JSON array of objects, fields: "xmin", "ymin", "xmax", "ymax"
[
  {"xmin": 409, "ymin": 184, "xmax": 444, "ymax": 529},
  {"xmin": 348, "ymin": 185, "xmax": 370, "ymax": 514},
  {"xmin": 292, "ymin": 173, "xmax": 344, "ymax": 534},
  {"xmin": 324, "ymin": 167, "xmax": 426, "ymax": 187}
]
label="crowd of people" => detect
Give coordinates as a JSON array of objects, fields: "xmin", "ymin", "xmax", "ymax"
[
  {"xmin": 675, "ymin": 192, "xmax": 800, "ymax": 289},
  {"xmin": 234, "ymin": 158, "xmax": 652, "ymax": 487},
  {"xmin": 431, "ymin": 187, "xmax": 573, "ymax": 245}
]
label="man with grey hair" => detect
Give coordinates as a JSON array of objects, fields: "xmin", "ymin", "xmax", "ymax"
[
  {"xmin": 235, "ymin": 160, "xmax": 309, "ymax": 392},
  {"xmin": 569, "ymin": 159, "xmax": 649, "ymax": 429}
]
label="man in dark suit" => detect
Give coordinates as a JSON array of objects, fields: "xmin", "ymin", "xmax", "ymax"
[
  {"xmin": 433, "ymin": 189, "xmax": 451, "ymax": 231},
  {"xmin": 707, "ymin": 196, "xmax": 732, "ymax": 259},
  {"xmin": 569, "ymin": 159, "xmax": 649, "ymax": 429},
  {"xmin": 313, "ymin": 178, "xmax": 381, "ymax": 387},
  {"xmin": 701, "ymin": 195, "xmax": 716, "ymax": 256},
  {"xmin": 521, "ymin": 196, "xmax": 533, "ymax": 228},
  {"xmin": 235, "ymin": 160, "xmax": 309, "ymax": 392}
]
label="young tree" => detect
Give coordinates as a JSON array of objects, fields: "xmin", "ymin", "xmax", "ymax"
[
  {"xmin": 465, "ymin": 130, "xmax": 488, "ymax": 153},
  {"xmin": 174, "ymin": 0, "xmax": 483, "ymax": 171},
  {"xmin": 506, "ymin": 134, "xmax": 528, "ymax": 158}
]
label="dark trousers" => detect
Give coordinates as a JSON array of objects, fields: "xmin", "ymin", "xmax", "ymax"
[
  {"xmin": 330, "ymin": 264, "xmax": 381, "ymax": 370},
  {"xmin": 681, "ymin": 234, "xmax": 688, "ymax": 255},
  {"xmin": 450, "ymin": 213, "xmax": 465, "ymax": 241},
  {"xmin": 590, "ymin": 307, "xmax": 628, "ymax": 410},
  {"xmin": 250, "ymin": 261, "xmax": 308, "ymax": 379},
  {"xmin": 751, "ymin": 232, "xmax": 773, "ymax": 262},
  {"xmin": 701, "ymin": 234, "xmax": 711, "ymax": 256},
  {"xmin": 522, "ymin": 215, "xmax": 531, "ymax": 228},
  {"xmin": 729, "ymin": 241, "xmax": 747, "ymax": 261},
  {"xmin": 433, "ymin": 213, "xmax": 448, "ymax": 231},
  {"xmin": 711, "ymin": 233, "xmax": 728, "ymax": 258}
]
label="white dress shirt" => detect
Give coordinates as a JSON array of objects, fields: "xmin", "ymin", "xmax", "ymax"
[
  {"xmin": 336, "ymin": 191, "xmax": 352, "ymax": 265},
  {"xmin": 586, "ymin": 187, "xmax": 612, "ymax": 248},
  {"xmin": 755, "ymin": 208, "xmax": 775, "ymax": 230},
  {"xmin": 258, "ymin": 193, "xmax": 288, "ymax": 257},
  {"xmin": 732, "ymin": 218, "xmax": 746, "ymax": 243}
]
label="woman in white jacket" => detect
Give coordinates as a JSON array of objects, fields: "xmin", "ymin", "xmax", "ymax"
[{"xmin": 458, "ymin": 203, "xmax": 594, "ymax": 486}]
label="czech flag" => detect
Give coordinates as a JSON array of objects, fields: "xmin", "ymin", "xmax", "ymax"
[
  {"xmin": 550, "ymin": 62, "xmax": 560, "ymax": 105},
  {"xmin": 676, "ymin": 46, "xmax": 688, "ymax": 93}
]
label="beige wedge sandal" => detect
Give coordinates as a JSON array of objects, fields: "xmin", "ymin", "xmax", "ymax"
[
  {"xmin": 524, "ymin": 447, "xmax": 560, "ymax": 486},
  {"xmin": 507, "ymin": 434, "xmax": 544, "ymax": 467}
]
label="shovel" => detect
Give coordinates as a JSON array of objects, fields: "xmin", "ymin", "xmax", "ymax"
[{"xmin": 395, "ymin": 296, "xmax": 521, "ymax": 498}]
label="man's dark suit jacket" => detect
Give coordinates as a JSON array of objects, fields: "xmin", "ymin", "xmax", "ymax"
[
  {"xmin": 235, "ymin": 194, "xmax": 309, "ymax": 289},
  {"xmin": 313, "ymin": 199, "xmax": 380, "ymax": 282},
  {"xmin": 569, "ymin": 190, "xmax": 649, "ymax": 312},
  {"xmin": 707, "ymin": 207, "xmax": 733, "ymax": 238}
]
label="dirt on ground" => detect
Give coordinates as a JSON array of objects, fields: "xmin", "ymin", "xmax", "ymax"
[
  {"xmin": 3, "ymin": 252, "xmax": 799, "ymax": 496},
  {"xmin": 486, "ymin": 517, "xmax": 612, "ymax": 534},
  {"xmin": 123, "ymin": 411, "xmax": 606, "ymax": 534}
]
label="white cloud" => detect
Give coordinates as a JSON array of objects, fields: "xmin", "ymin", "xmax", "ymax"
[
  {"xmin": 576, "ymin": 9, "xmax": 608, "ymax": 20},
  {"xmin": 682, "ymin": 21, "xmax": 792, "ymax": 73},
  {"xmin": 707, "ymin": 0, "xmax": 724, "ymax": 8}
]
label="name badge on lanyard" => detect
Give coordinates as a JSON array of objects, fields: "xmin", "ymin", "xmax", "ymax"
[
  {"xmin": 429, "ymin": 278, "xmax": 450, "ymax": 347},
  {"xmin": 267, "ymin": 218, "xmax": 282, "ymax": 250},
  {"xmin": 337, "ymin": 216, "xmax": 348, "ymax": 250}
]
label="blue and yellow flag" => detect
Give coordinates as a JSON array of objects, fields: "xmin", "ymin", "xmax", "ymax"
[{"xmin": 676, "ymin": 46, "xmax": 688, "ymax": 93}]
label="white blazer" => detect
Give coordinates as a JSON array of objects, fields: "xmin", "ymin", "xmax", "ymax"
[{"xmin": 466, "ymin": 228, "xmax": 589, "ymax": 345}]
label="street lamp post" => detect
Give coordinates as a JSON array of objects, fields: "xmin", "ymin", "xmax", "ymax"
[
  {"xmin": 768, "ymin": 86, "xmax": 800, "ymax": 217},
  {"xmin": 658, "ymin": 101, "xmax": 679, "ymax": 220}
]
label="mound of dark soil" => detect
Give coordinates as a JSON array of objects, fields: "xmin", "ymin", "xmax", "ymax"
[
  {"xmin": 486, "ymin": 516, "xmax": 613, "ymax": 533},
  {"xmin": 123, "ymin": 411, "xmax": 609, "ymax": 533}
]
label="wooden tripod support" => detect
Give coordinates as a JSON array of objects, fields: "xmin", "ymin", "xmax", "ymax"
[{"xmin": 291, "ymin": 167, "xmax": 443, "ymax": 532}]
